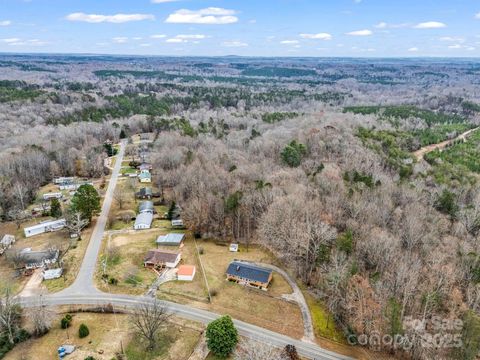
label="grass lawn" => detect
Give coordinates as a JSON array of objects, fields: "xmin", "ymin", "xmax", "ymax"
[
  {"xmin": 188, "ymin": 241, "xmax": 304, "ymax": 339},
  {"xmin": 0, "ymin": 217, "xmax": 95, "ymax": 295},
  {"xmin": 5, "ymin": 312, "xmax": 201, "ymax": 360},
  {"xmin": 125, "ymin": 324, "xmax": 200, "ymax": 360},
  {"xmin": 95, "ymin": 231, "xmax": 162, "ymax": 295},
  {"xmin": 158, "ymin": 234, "xmax": 208, "ymax": 302}
]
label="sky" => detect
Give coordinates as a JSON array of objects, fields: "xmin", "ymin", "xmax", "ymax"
[{"xmin": 1, "ymin": 0, "xmax": 480, "ymax": 57}]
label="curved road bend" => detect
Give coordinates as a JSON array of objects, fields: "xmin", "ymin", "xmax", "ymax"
[
  {"xmin": 18, "ymin": 139, "xmax": 354, "ymax": 360},
  {"xmin": 19, "ymin": 293, "xmax": 353, "ymax": 360}
]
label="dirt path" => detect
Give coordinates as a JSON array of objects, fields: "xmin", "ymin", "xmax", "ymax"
[
  {"xmin": 18, "ymin": 269, "xmax": 44, "ymax": 297},
  {"xmin": 413, "ymin": 126, "xmax": 479, "ymax": 160}
]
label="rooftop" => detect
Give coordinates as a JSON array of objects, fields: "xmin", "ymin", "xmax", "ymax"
[
  {"xmin": 156, "ymin": 233, "xmax": 185, "ymax": 245},
  {"xmin": 226, "ymin": 261, "xmax": 272, "ymax": 284},
  {"xmin": 178, "ymin": 265, "xmax": 195, "ymax": 276},
  {"xmin": 144, "ymin": 250, "xmax": 179, "ymax": 264}
]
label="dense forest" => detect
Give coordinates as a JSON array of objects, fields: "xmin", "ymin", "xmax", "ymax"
[{"xmin": 2, "ymin": 54, "xmax": 480, "ymax": 359}]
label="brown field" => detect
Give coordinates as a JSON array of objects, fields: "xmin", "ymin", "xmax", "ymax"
[
  {"xmin": 95, "ymin": 230, "xmax": 162, "ymax": 295},
  {"xmin": 5, "ymin": 312, "xmax": 202, "ymax": 360}
]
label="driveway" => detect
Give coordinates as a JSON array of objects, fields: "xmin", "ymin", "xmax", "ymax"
[{"xmin": 237, "ymin": 260, "xmax": 315, "ymax": 343}]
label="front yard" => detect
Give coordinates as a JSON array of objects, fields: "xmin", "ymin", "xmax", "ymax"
[{"xmin": 5, "ymin": 312, "xmax": 202, "ymax": 360}]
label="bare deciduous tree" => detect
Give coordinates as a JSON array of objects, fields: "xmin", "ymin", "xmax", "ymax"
[
  {"xmin": 0, "ymin": 288, "xmax": 22, "ymax": 345},
  {"xmin": 130, "ymin": 300, "xmax": 171, "ymax": 351}
]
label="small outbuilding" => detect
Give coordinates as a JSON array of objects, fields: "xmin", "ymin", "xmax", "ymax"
[
  {"xmin": 144, "ymin": 250, "xmax": 181, "ymax": 269},
  {"xmin": 177, "ymin": 265, "xmax": 196, "ymax": 281},
  {"xmin": 171, "ymin": 219, "xmax": 184, "ymax": 228},
  {"xmin": 134, "ymin": 213, "xmax": 153, "ymax": 230},
  {"xmin": 226, "ymin": 261, "xmax": 273, "ymax": 290},
  {"xmin": 139, "ymin": 163, "xmax": 153, "ymax": 172},
  {"xmin": 139, "ymin": 201, "xmax": 155, "ymax": 214},
  {"xmin": 43, "ymin": 268, "xmax": 63, "ymax": 280},
  {"xmin": 156, "ymin": 233, "xmax": 185, "ymax": 246},
  {"xmin": 229, "ymin": 243, "xmax": 239, "ymax": 252}
]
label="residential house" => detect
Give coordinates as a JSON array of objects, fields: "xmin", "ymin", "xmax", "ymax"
[
  {"xmin": 139, "ymin": 201, "xmax": 155, "ymax": 214},
  {"xmin": 226, "ymin": 261, "xmax": 273, "ymax": 290},
  {"xmin": 136, "ymin": 187, "xmax": 153, "ymax": 199},
  {"xmin": 134, "ymin": 212, "xmax": 153, "ymax": 230},
  {"xmin": 24, "ymin": 219, "xmax": 66, "ymax": 238},
  {"xmin": 177, "ymin": 265, "xmax": 196, "ymax": 281},
  {"xmin": 19, "ymin": 248, "xmax": 59, "ymax": 270},
  {"xmin": 138, "ymin": 172, "xmax": 151, "ymax": 183},
  {"xmin": 156, "ymin": 233, "xmax": 185, "ymax": 246},
  {"xmin": 144, "ymin": 250, "xmax": 181, "ymax": 269},
  {"xmin": 42, "ymin": 192, "xmax": 63, "ymax": 201},
  {"xmin": 53, "ymin": 177, "xmax": 74, "ymax": 185}
]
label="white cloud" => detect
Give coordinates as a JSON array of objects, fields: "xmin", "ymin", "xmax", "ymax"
[
  {"xmin": 1, "ymin": 38, "xmax": 47, "ymax": 46},
  {"xmin": 222, "ymin": 41, "xmax": 248, "ymax": 47},
  {"xmin": 139, "ymin": 43, "xmax": 151, "ymax": 47},
  {"xmin": 112, "ymin": 37, "xmax": 128, "ymax": 43},
  {"xmin": 165, "ymin": 7, "xmax": 238, "ymax": 24},
  {"xmin": 280, "ymin": 40, "xmax": 300, "ymax": 44},
  {"xmin": 448, "ymin": 44, "xmax": 462, "ymax": 49},
  {"xmin": 439, "ymin": 36, "xmax": 465, "ymax": 43},
  {"xmin": 466, "ymin": 46, "xmax": 476, "ymax": 51},
  {"xmin": 165, "ymin": 34, "xmax": 206, "ymax": 43},
  {"xmin": 408, "ymin": 47, "xmax": 419, "ymax": 52},
  {"xmin": 1, "ymin": 38, "xmax": 21, "ymax": 43},
  {"xmin": 346, "ymin": 29, "xmax": 373, "ymax": 36},
  {"xmin": 175, "ymin": 34, "xmax": 206, "ymax": 39},
  {"xmin": 299, "ymin": 33, "xmax": 332, "ymax": 40},
  {"xmin": 166, "ymin": 38, "xmax": 184, "ymax": 43},
  {"xmin": 353, "ymin": 0, "xmax": 362, "ymax": 3},
  {"xmin": 475, "ymin": 12, "xmax": 480, "ymax": 19},
  {"xmin": 66, "ymin": 12, "xmax": 154, "ymax": 23},
  {"xmin": 413, "ymin": 21, "xmax": 446, "ymax": 29},
  {"xmin": 0, "ymin": 20, "xmax": 11, "ymax": 26},
  {"xmin": 151, "ymin": 34, "xmax": 167, "ymax": 39},
  {"xmin": 374, "ymin": 22, "xmax": 410, "ymax": 29}
]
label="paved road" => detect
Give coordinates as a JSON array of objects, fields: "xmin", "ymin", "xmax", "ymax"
[
  {"xmin": 19, "ymin": 293, "xmax": 352, "ymax": 360},
  {"xmin": 17, "ymin": 138, "xmax": 354, "ymax": 360},
  {"xmin": 59, "ymin": 140, "xmax": 126, "ymax": 295}
]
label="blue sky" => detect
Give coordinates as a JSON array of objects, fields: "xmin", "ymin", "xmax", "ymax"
[{"xmin": 0, "ymin": 0, "xmax": 480, "ymax": 57}]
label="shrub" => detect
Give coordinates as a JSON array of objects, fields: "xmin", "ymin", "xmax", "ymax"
[
  {"xmin": 206, "ymin": 315, "xmax": 238, "ymax": 358},
  {"xmin": 79, "ymin": 324, "xmax": 90, "ymax": 338},
  {"xmin": 61, "ymin": 315, "xmax": 72, "ymax": 329},
  {"xmin": 210, "ymin": 288, "xmax": 218, "ymax": 297},
  {"xmin": 198, "ymin": 247, "xmax": 204, "ymax": 255},
  {"xmin": 108, "ymin": 277, "xmax": 118, "ymax": 285}
]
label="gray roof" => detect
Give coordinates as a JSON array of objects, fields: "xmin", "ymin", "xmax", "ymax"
[
  {"xmin": 144, "ymin": 250, "xmax": 179, "ymax": 264},
  {"xmin": 226, "ymin": 261, "xmax": 272, "ymax": 284},
  {"xmin": 156, "ymin": 233, "xmax": 185, "ymax": 245},
  {"xmin": 139, "ymin": 201, "xmax": 154, "ymax": 213},
  {"xmin": 21, "ymin": 249, "xmax": 59, "ymax": 267},
  {"xmin": 134, "ymin": 212, "xmax": 153, "ymax": 227}
]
